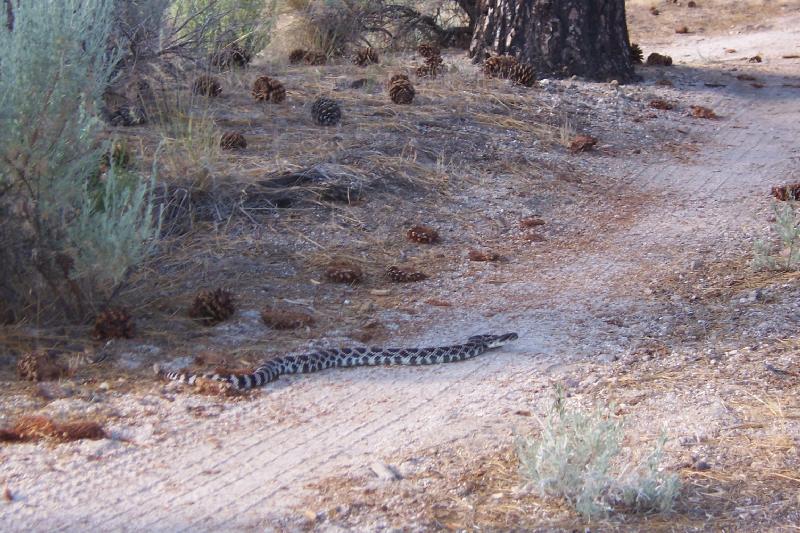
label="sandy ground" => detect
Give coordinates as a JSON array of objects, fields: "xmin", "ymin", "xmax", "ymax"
[{"xmin": 2, "ymin": 9, "xmax": 800, "ymax": 533}]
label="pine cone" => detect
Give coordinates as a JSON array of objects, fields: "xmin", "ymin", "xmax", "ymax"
[
  {"xmin": 483, "ymin": 55, "xmax": 518, "ymax": 79},
  {"xmin": 268, "ymin": 79, "xmax": 286, "ymax": 103},
  {"xmin": 646, "ymin": 52, "xmax": 673, "ymax": 67},
  {"xmin": 91, "ymin": 307, "xmax": 135, "ymax": 340},
  {"xmin": 304, "ymin": 51, "xmax": 327, "ymax": 65},
  {"xmin": 211, "ymin": 43, "xmax": 251, "ymax": 68},
  {"xmin": 289, "ymin": 48, "xmax": 307, "ymax": 64},
  {"xmin": 188, "ymin": 289, "xmax": 235, "ymax": 326},
  {"xmin": 386, "ymin": 266, "xmax": 427, "ymax": 283},
  {"xmin": 417, "ymin": 43, "xmax": 441, "ymax": 59},
  {"xmin": 16, "ymin": 351, "xmax": 68, "ymax": 382},
  {"xmin": 509, "ymin": 63, "xmax": 536, "ymax": 87},
  {"xmin": 311, "ymin": 97, "xmax": 342, "ymax": 126},
  {"xmin": 415, "ymin": 65, "xmax": 436, "ymax": 78},
  {"xmin": 772, "ymin": 183, "xmax": 800, "ymax": 201},
  {"xmin": 425, "ymin": 54, "xmax": 444, "ymax": 69},
  {"xmin": 569, "ymin": 135, "xmax": 598, "ymax": 153},
  {"xmin": 630, "ymin": 43, "xmax": 644, "ymax": 64},
  {"xmin": 649, "ymin": 99, "xmax": 674, "ymax": 110},
  {"xmin": 260, "ymin": 308, "xmax": 314, "ymax": 330},
  {"xmin": 352, "ymin": 47, "xmax": 379, "ymax": 67},
  {"xmin": 252, "ymin": 76, "xmax": 286, "ymax": 103},
  {"xmin": 252, "ymin": 75, "xmax": 271, "ymax": 100},
  {"xmin": 220, "ymin": 131, "xmax": 247, "ymax": 150},
  {"xmin": 192, "ymin": 75, "xmax": 222, "ymax": 96},
  {"xmin": 406, "ymin": 224, "xmax": 439, "ymax": 244},
  {"xmin": 416, "ymin": 54, "xmax": 444, "ymax": 78},
  {"xmin": 468, "ymin": 250, "xmax": 500, "ymax": 262},
  {"xmin": 519, "ymin": 216, "xmax": 546, "ymax": 229},
  {"xmin": 690, "ymin": 105, "xmax": 717, "ymax": 119},
  {"xmin": 389, "ymin": 78, "xmax": 415, "ymax": 104},
  {"xmin": 388, "ymin": 74, "xmax": 410, "ymax": 88},
  {"xmin": 415, "ymin": 64, "xmax": 440, "ymax": 78},
  {"xmin": 108, "ymin": 103, "xmax": 147, "ymax": 126},
  {"xmin": 325, "ymin": 262, "xmax": 363, "ymax": 284}
]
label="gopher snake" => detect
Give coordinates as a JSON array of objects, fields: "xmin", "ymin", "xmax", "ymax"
[{"xmin": 155, "ymin": 332, "xmax": 518, "ymax": 390}]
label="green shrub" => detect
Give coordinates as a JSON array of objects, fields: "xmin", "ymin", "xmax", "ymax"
[
  {"xmin": 753, "ymin": 200, "xmax": 800, "ymax": 271},
  {"xmin": 516, "ymin": 390, "xmax": 680, "ymax": 519},
  {"xmin": 0, "ymin": 0, "xmax": 159, "ymax": 321}
]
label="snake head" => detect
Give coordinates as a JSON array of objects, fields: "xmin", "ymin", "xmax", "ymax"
[{"xmin": 468, "ymin": 332, "xmax": 518, "ymax": 347}]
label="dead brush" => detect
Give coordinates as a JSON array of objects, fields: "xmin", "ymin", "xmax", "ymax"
[{"xmin": 0, "ymin": 415, "xmax": 106, "ymax": 443}]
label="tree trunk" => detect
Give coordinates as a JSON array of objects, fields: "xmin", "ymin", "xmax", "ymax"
[
  {"xmin": 470, "ymin": 0, "xmax": 634, "ymax": 82},
  {"xmin": 4, "ymin": 0, "xmax": 14, "ymax": 31}
]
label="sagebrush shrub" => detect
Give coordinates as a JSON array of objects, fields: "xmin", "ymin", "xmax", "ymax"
[
  {"xmin": 753, "ymin": 200, "xmax": 800, "ymax": 271},
  {"xmin": 516, "ymin": 391, "xmax": 680, "ymax": 519},
  {"xmin": 0, "ymin": 0, "xmax": 159, "ymax": 321}
]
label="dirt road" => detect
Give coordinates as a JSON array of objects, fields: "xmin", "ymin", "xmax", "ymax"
[{"xmin": 2, "ymin": 14, "xmax": 800, "ymax": 533}]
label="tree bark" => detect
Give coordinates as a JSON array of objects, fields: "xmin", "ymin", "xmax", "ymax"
[
  {"xmin": 4, "ymin": 0, "xmax": 14, "ymax": 31},
  {"xmin": 470, "ymin": 0, "xmax": 634, "ymax": 82}
]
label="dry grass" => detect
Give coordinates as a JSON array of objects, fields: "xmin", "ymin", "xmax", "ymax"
[{"xmin": 0, "ymin": 57, "xmax": 633, "ymax": 389}]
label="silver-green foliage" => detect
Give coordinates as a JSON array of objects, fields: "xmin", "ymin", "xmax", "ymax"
[
  {"xmin": 753, "ymin": 200, "xmax": 800, "ymax": 271},
  {"xmin": 516, "ymin": 392, "xmax": 680, "ymax": 519},
  {"xmin": 0, "ymin": 0, "xmax": 158, "ymax": 319}
]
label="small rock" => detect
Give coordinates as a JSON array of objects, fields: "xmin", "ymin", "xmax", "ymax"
[
  {"xmin": 748, "ymin": 289, "xmax": 765, "ymax": 302},
  {"xmin": 689, "ymin": 259, "xmax": 704, "ymax": 271},
  {"xmin": 692, "ymin": 459, "xmax": 711, "ymax": 471},
  {"xmin": 36, "ymin": 382, "xmax": 73, "ymax": 401},
  {"xmin": 601, "ymin": 352, "xmax": 619, "ymax": 363},
  {"xmin": 369, "ymin": 462, "xmax": 402, "ymax": 481}
]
